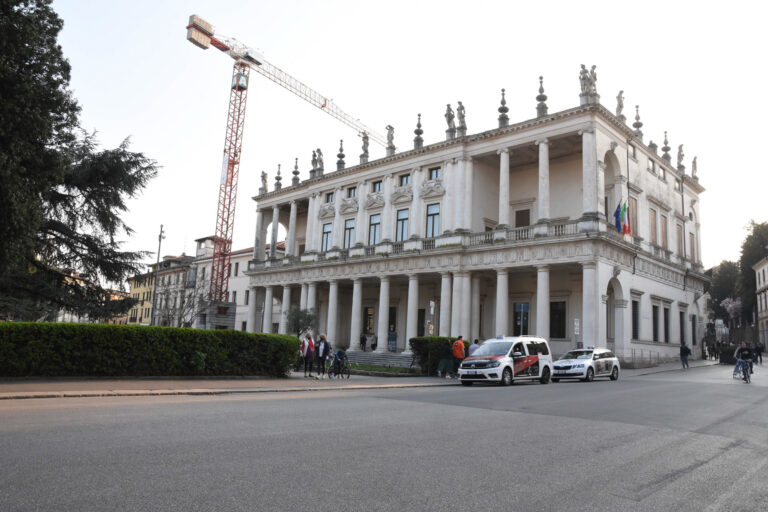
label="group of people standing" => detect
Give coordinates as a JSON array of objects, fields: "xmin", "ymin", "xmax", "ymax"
[
  {"xmin": 436, "ymin": 337, "xmax": 480, "ymax": 379},
  {"xmin": 300, "ymin": 334, "xmax": 347, "ymax": 378}
]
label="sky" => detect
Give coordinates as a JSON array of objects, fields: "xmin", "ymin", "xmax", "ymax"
[{"xmin": 53, "ymin": 0, "xmax": 767, "ymax": 274}]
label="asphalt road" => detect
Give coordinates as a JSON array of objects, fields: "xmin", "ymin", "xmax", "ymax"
[{"xmin": 1, "ymin": 365, "xmax": 767, "ymax": 512}]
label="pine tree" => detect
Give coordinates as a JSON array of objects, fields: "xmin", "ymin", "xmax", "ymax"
[{"xmin": 0, "ymin": 0, "xmax": 158, "ymax": 320}]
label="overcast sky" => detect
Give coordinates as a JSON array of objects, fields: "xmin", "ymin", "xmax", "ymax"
[{"xmin": 53, "ymin": 0, "xmax": 767, "ymax": 274}]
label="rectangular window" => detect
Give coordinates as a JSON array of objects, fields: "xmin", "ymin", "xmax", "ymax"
[
  {"xmin": 550, "ymin": 301, "xmax": 566, "ymax": 338},
  {"xmin": 689, "ymin": 232, "xmax": 696, "ymax": 262},
  {"xmin": 234, "ymin": 262, "xmax": 239, "ymax": 276},
  {"xmin": 652, "ymin": 305, "xmax": 659, "ymax": 342},
  {"xmin": 364, "ymin": 306, "xmax": 375, "ymax": 334},
  {"xmin": 629, "ymin": 197, "xmax": 638, "ymax": 238},
  {"xmin": 663, "ymin": 307, "xmax": 670, "ymax": 343},
  {"xmin": 428, "ymin": 167, "xmax": 441, "ymax": 180},
  {"xmin": 347, "ymin": 186, "xmax": 356, "ymax": 198},
  {"xmin": 647, "ymin": 159, "xmax": 655, "ymax": 173},
  {"xmin": 372, "ymin": 181, "xmax": 382, "ymax": 193},
  {"xmin": 245, "ymin": 289, "xmax": 249, "ymax": 306},
  {"xmin": 368, "ymin": 214, "xmax": 381, "ymax": 245},
  {"xmin": 628, "ymin": 144, "xmax": 636, "ymax": 158},
  {"xmin": 326, "ymin": 192, "xmax": 334, "ymax": 203},
  {"xmin": 660, "ymin": 215, "xmax": 668, "ymax": 250},
  {"xmin": 344, "ymin": 219, "xmax": 355, "ymax": 249},
  {"xmin": 677, "ymin": 224, "xmax": 684, "ymax": 257},
  {"xmin": 396, "ymin": 209, "xmax": 409, "ymax": 242},
  {"xmin": 241, "ymin": 321, "xmax": 247, "ymax": 331},
  {"xmin": 649, "ymin": 208, "xmax": 658, "ymax": 245},
  {"xmin": 399, "ymin": 174, "xmax": 410, "ymax": 186},
  {"xmin": 425, "ymin": 204, "xmax": 440, "ymax": 237},
  {"xmin": 321, "ymin": 223, "xmax": 332, "ymax": 252},
  {"xmin": 680, "ymin": 311, "xmax": 686, "ymax": 345},
  {"xmin": 515, "ymin": 209, "xmax": 531, "ymax": 227},
  {"xmin": 232, "ymin": 290, "xmax": 237, "ymax": 304},
  {"xmin": 660, "ymin": 167, "xmax": 666, "ymax": 181}
]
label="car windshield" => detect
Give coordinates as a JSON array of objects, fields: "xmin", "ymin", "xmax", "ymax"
[
  {"xmin": 560, "ymin": 351, "xmax": 593, "ymax": 360},
  {"xmin": 472, "ymin": 342, "xmax": 513, "ymax": 357}
]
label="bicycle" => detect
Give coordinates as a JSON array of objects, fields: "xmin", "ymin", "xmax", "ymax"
[
  {"xmin": 327, "ymin": 356, "xmax": 351, "ymax": 379},
  {"xmin": 734, "ymin": 359, "xmax": 751, "ymax": 383}
]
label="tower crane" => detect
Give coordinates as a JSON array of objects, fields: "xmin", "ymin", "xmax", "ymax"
[{"xmin": 185, "ymin": 15, "xmax": 385, "ymax": 304}]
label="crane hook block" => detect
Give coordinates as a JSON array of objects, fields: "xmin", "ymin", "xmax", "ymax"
[{"xmin": 186, "ymin": 15, "xmax": 213, "ymax": 49}]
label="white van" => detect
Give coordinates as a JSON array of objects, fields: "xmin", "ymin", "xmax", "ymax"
[{"xmin": 458, "ymin": 335, "xmax": 554, "ymax": 386}]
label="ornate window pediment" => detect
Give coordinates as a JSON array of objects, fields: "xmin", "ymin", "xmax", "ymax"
[
  {"xmin": 391, "ymin": 185, "xmax": 413, "ymax": 205},
  {"xmin": 339, "ymin": 198, "xmax": 359, "ymax": 214},
  {"xmin": 365, "ymin": 192, "xmax": 385, "ymax": 210},
  {"xmin": 419, "ymin": 179, "xmax": 445, "ymax": 199},
  {"xmin": 318, "ymin": 204, "xmax": 335, "ymax": 219}
]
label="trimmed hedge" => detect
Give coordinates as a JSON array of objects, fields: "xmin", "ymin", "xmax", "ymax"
[
  {"xmin": 0, "ymin": 323, "xmax": 300, "ymax": 378},
  {"xmin": 409, "ymin": 336, "xmax": 469, "ymax": 375}
]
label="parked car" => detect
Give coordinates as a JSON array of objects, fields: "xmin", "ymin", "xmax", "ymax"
[
  {"xmin": 552, "ymin": 347, "xmax": 620, "ymax": 382},
  {"xmin": 458, "ymin": 335, "xmax": 553, "ymax": 386}
]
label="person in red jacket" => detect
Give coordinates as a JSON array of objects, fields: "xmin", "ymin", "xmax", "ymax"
[
  {"xmin": 451, "ymin": 336, "xmax": 466, "ymax": 379},
  {"xmin": 301, "ymin": 335, "xmax": 315, "ymax": 378}
]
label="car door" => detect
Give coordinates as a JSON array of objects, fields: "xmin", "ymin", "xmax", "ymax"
[
  {"xmin": 514, "ymin": 341, "xmax": 539, "ymax": 378},
  {"xmin": 595, "ymin": 352, "xmax": 608, "ymax": 375},
  {"xmin": 511, "ymin": 342, "xmax": 533, "ymax": 378}
]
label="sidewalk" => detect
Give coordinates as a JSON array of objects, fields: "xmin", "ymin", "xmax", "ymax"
[{"xmin": 0, "ymin": 359, "xmax": 721, "ymax": 400}]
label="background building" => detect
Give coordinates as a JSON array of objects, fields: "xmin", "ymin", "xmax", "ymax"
[
  {"xmin": 755, "ymin": 256, "xmax": 768, "ymax": 346},
  {"xmin": 127, "ymin": 272, "xmax": 154, "ymax": 325}
]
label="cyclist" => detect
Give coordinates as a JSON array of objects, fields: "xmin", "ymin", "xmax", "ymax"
[
  {"xmin": 332, "ymin": 347, "xmax": 349, "ymax": 378},
  {"xmin": 734, "ymin": 342, "xmax": 753, "ymax": 382}
]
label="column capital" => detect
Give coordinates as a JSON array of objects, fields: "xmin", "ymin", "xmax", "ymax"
[
  {"xmin": 497, "ymin": 147, "xmax": 510, "ymax": 155},
  {"xmin": 352, "ymin": 277, "xmax": 362, "ymax": 284},
  {"xmin": 408, "ymin": 273, "xmax": 420, "ymax": 281},
  {"xmin": 380, "ymin": 275, "xmax": 390, "ymax": 283},
  {"xmin": 578, "ymin": 127, "xmax": 595, "ymax": 135},
  {"xmin": 289, "ymin": 199, "xmax": 297, "ymax": 206},
  {"xmin": 440, "ymin": 271, "xmax": 452, "ymax": 278},
  {"xmin": 536, "ymin": 264, "xmax": 551, "ymax": 272},
  {"xmin": 328, "ymin": 279, "xmax": 338, "ymax": 285},
  {"xmin": 581, "ymin": 261, "xmax": 597, "ymax": 270},
  {"xmin": 496, "ymin": 268, "xmax": 508, "ymax": 275},
  {"xmin": 535, "ymin": 138, "xmax": 549, "ymax": 146}
]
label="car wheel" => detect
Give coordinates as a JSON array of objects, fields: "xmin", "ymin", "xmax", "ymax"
[
  {"xmin": 540, "ymin": 367, "xmax": 551, "ymax": 384},
  {"xmin": 461, "ymin": 381, "xmax": 473, "ymax": 386},
  {"xmin": 551, "ymin": 378, "xmax": 560, "ymax": 383},
  {"xmin": 583, "ymin": 367, "xmax": 594, "ymax": 382},
  {"xmin": 501, "ymin": 367, "xmax": 513, "ymax": 386},
  {"xmin": 610, "ymin": 366, "xmax": 619, "ymax": 381}
]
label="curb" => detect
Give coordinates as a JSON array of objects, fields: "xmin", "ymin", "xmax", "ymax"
[
  {"xmin": 0, "ymin": 381, "xmax": 457, "ymax": 401},
  {"xmin": 630, "ymin": 362, "xmax": 719, "ymax": 377}
]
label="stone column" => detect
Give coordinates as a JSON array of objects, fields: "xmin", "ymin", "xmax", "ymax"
[
  {"xmin": 498, "ymin": 149, "xmax": 510, "ymax": 228},
  {"xmin": 327, "ymin": 280, "xmax": 338, "ymax": 344},
  {"xmin": 307, "ymin": 281, "xmax": 318, "ymax": 314},
  {"xmin": 382, "ymin": 175, "xmax": 394, "ymax": 242},
  {"xmin": 270, "ymin": 205, "xmax": 280, "ymax": 259},
  {"xmin": 471, "ymin": 274, "xmax": 480, "ymax": 341},
  {"xmin": 262, "ymin": 285, "xmax": 274, "ymax": 333},
  {"xmin": 286, "ymin": 200, "xmax": 297, "ymax": 258},
  {"xmin": 349, "ymin": 278, "xmax": 363, "ymax": 351},
  {"xmin": 405, "ymin": 274, "xmax": 419, "ymax": 354},
  {"xmin": 597, "ymin": 161, "xmax": 606, "ymax": 222},
  {"xmin": 580, "ymin": 128, "xmax": 598, "ymax": 232},
  {"xmin": 460, "ymin": 272, "xmax": 472, "ymax": 339},
  {"xmin": 443, "ymin": 160, "xmax": 454, "ymax": 233},
  {"xmin": 279, "ymin": 285, "xmax": 291, "ymax": 334},
  {"xmin": 582, "ymin": 262, "xmax": 597, "ymax": 347},
  {"xmin": 451, "ymin": 271, "xmax": 463, "ymax": 336},
  {"xmin": 376, "ymin": 276, "xmax": 390, "ymax": 352},
  {"xmin": 463, "ymin": 158, "xmax": 474, "ymax": 231},
  {"xmin": 332, "ymin": 188, "xmax": 342, "ymax": 249},
  {"xmin": 247, "ymin": 285, "xmax": 259, "ymax": 332},
  {"xmin": 536, "ymin": 265, "xmax": 550, "ymax": 340},
  {"xmin": 410, "ymin": 169, "xmax": 423, "ymax": 239},
  {"xmin": 535, "ymin": 139, "xmax": 550, "ymax": 237},
  {"xmin": 355, "ymin": 182, "xmax": 366, "ymax": 246},
  {"xmin": 306, "ymin": 194, "xmax": 316, "ymax": 252},
  {"xmin": 299, "ymin": 283, "xmax": 308, "ymax": 310},
  {"xmin": 253, "ymin": 209, "xmax": 264, "ymax": 261},
  {"xmin": 439, "ymin": 272, "xmax": 452, "ymax": 336},
  {"xmin": 496, "ymin": 269, "xmax": 509, "ymax": 336},
  {"xmin": 453, "ymin": 160, "xmax": 465, "ymax": 231}
]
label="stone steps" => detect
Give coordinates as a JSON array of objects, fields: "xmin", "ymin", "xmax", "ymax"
[{"xmin": 346, "ymin": 351, "xmax": 418, "ymax": 369}]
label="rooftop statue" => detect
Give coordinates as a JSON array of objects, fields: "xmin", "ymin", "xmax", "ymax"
[
  {"xmin": 616, "ymin": 90, "xmax": 624, "ymax": 117},
  {"xmin": 360, "ymin": 132, "xmax": 369, "ymax": 157},
  {"xmin": 316, "ymin": 148, "xmax": 324, "ymax": 169},
  {"xmin": 445, "ymin": 104, "xmax": 456, "ymax": 130},
  {"xmin": 579, "ymin": 65, "xmax": 590, "ymax": 93},
  {"xmin": 311, "ymin": 150, "xmax": 317, "ymax": 170},
  {"xmin": 260, "ymin": 171, "xmax": 268, "ymax": 193},
  {"xmin": 457, "ymin": 101, "xmax": 466, "ymax": 130},
  {"xmin": 386, "ymin": 125, "xmax": 395, "ymax": 147},
  {"xmin": 589, "ymin": 65, "xmax": 597, "ymax": 94},
  {"xmin": 692, "ymin": 156, "xmax": 698, "ymax": 178},
  {"xmin": 677, "ymin": 144, "xmax": 684, "ymax": 168}
]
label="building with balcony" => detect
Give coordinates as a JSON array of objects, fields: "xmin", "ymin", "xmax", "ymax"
[
  {"xmin": 244, "ymin": 70, "xmax": 709, "ymax": 362},
  {"xmin": 755, "ymin": 256, "xmax": 768, "ymax": 346},
  {"xmin": 151, "ymin": 254, "xmax": 195, "ymax": 327},
  {"xmin": 127, "ymin": 272, "xmax": 154, "ymax": 325}
]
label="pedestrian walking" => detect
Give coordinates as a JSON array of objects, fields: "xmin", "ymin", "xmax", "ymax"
[
  {"xmin": 756, "ymin": 343, "xmax": 763, "ymax": 365},
  {"xmin": 468, "ymin": 339, "xmax": 480, "ymax": 356},
  {"xmin": 680, "ymin": 342, "xmax": 691, "ymax": 369},
  {"xmin": 315, "ymin": 334, "xmax": 330, "ymax": 379},
  {"xmin": 359, "ymin": 332, "xmax": 367, "ymax": 352},
  {"xmin": 301, "ymin": 334, "xmax": 315, "ymax": 378},
  {"xmin": 371, "ymin": 333, "xmax": 378, "ymax": 351},
  {"xmin": 437, "ymin": 341, "xmax": 452, "ymax": 378},
  {"xmin": 452, "ymin": 336, "xmax": 466, "ymax": 379}
]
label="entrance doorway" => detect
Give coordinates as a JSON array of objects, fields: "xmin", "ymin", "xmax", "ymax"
[{"xmin": 513, "ymin": 302, "xmax": 529, "ymax": 336}]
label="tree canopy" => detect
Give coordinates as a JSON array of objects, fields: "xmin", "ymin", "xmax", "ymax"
[
  {"xmin": 0, "ymin": 0, "xmax": 157, "ymax": 320},
  {"xmin": 738, "ymin": 220, "xmax": 768, "ymax": 322}
]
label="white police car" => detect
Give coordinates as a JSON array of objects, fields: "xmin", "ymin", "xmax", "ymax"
[
  {"xmin": 458, "ymin": 335, "xmax": 554, "ymax": 386},
  {"xmin": 552, "ymin": 347, "xmax": 620, "ymax": 382}
]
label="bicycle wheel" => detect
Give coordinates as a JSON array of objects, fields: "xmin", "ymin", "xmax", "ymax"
[{"xmin": 342, "ymin": 365, "xmax": 351, "ymax": 379}]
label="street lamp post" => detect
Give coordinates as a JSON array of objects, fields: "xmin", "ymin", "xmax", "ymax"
[{"xmin": 150, "ymin": 224, "xmax": 165, "ymax": 326}]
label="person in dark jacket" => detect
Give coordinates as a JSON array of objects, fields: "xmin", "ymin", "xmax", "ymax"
[
  {"xmin": 437, "ymin": 342, "xmax": 452, "ymax": 378},
  {"xmin": 680, "ymin": 342, "xmax": 691, "ymax": 369},
  {"xmin": 315, "ymin": 334, "xmax": 331, "ymax": 379},
  {"xmin": 359, "ymin": 332, "xmax": 367, "ymax": 352},
  {"xmin": 734, "ymin": 342, "xmax": 753, "ymax": 379},
  {"xmin": 301, "ymin": 335, "xmax": 315, "ymax": 378}
]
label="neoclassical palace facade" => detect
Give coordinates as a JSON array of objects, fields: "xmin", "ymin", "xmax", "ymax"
[{"xmin": 244, "ymin": 84, "xmax": 708, "ymax": 362}]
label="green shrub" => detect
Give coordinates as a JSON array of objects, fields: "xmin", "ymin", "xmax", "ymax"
[
  {"xmin": 0, "ymin": 323, "xmax": 299, "ymax": 378},
  {"xmin": 409, "ymin": 336, "xmax": 469, "ymax": 375}
]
